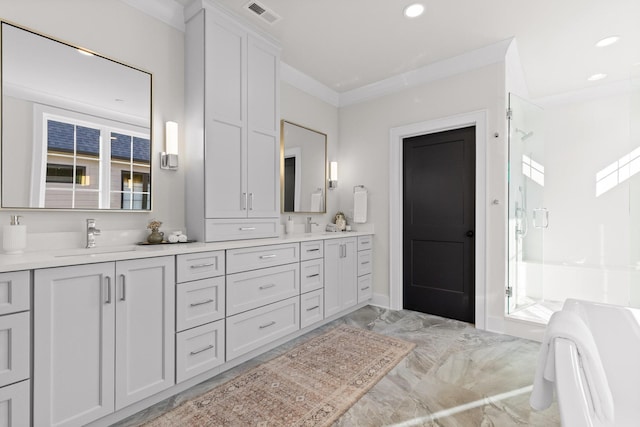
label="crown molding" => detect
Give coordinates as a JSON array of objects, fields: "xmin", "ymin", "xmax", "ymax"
[
  {"xmin": 280, "ymin": 63, "xmax": 340, "ymax": 107},
  {"xmin": 120, "ymin": 0, "xmax": 185, "ymax": 32},
  {"xmin": 533, "ymin": 79, "xmax": 635, "ymax": 108},
  {"xmin": 339, "ymin": 38, "xmax": 513, "ymax": 107}
]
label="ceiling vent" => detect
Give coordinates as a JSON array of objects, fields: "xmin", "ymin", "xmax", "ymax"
[{"xmin": 244, "ymin": 1, "xmax": 281, "ymax": 24}]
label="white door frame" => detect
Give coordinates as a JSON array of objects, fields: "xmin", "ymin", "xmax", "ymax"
[{"xmin": 389, "ymin": 110, "xmax": 487, "ymax": 329}]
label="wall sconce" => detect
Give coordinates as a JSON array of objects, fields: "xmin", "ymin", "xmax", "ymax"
[
  {"xmin": 329, "ymin": 161, "xmax": 338, "ymax": 189},
  {"xmin": 161, "ymin": 121, "xmax": 179, "ymax": 170}
]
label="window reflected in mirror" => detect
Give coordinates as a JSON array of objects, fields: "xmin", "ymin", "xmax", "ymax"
[{"xmin": 1, "ymin": 21, "xmax": 152, "ymax": 210}]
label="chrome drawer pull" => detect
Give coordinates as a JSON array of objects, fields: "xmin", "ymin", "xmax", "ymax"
[
  {"xmin": 361, "ymin": 240, "xmax": 370, "ymax": 244},
  {"xmin": 190, "ymin": 262, "xmax": 215, "ymax": 269},
  {"xmin": 190, "ymin": 344, "xmax": 214, "ymax": 356},
  {"xmin": 361, "ymin": 261, "xmax": 370, "ymax": 265},
  {"xmin": 259, "ymin": 321, "xmax": 276, "ymax": 329},
  {"xmin": 306, "ymin": 273, "xmax": 319, "ymax": 278},
  {"xmin": 259, "ymin": 254, "xmax": 277, "ymax": 259},
  {"xmin": 120, "ymin": 274, "xmax": 126, "ymax": 301},
  {"xmin": 190, "ymin": 299, "xmax": 214, "ymax": 307},
  {"xmin": 239, "ymin": 227, "xmax": 256, "ymax": 231},
  {"xmin": 104, "ymin": 276, "xmax": 112, "ymax": 304},
  {"xmin": 259, "ymin": 283, "xmax": 276, "ymax": 290},
  {"xmin": 306, "ymin": 305, "xmax": 320, "ymax": 311},
  {"xmin": 306, "ymin": 248, "xmax": 320, "ymax": 252},
  {"xmin": 361, "ymin": 286, "xmax": 370, "ymax": 291}
]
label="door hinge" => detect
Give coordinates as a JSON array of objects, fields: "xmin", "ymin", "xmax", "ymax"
[
  {"xmin": 505, "ymin": 286, "xmax": 513, "ymax": 297},
  {"xmin": 506, "ymin": 108, "xmax": 512, "ymax": 119}
]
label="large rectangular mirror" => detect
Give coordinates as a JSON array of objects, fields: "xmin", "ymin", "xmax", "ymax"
[
  {"xmin": 1, "ymin": 22, "xmax": 152, "ymax": 210},
  {"xmin": 280, "ymin": 120, "xmax": 327, "ymax": 213}
]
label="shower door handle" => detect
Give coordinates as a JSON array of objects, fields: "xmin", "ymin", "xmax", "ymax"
[{"xmin": 533, "ymin": 208, "xmax": 549, "ymax": 229}]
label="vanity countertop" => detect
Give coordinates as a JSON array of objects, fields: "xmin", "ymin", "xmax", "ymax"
[{"xmin": 0, "ymin": 231, "xmax": 373, "ymax": 272}]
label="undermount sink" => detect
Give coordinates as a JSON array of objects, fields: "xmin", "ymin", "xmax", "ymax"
[{"xmin": 54, "ymin": 246, "xmax": 139, "ymax": 258}]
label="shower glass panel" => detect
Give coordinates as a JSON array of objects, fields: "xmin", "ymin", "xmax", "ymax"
[
  {"xmin": 507, "ymin": 93, "xmax": 547, "ymax": 317},
  {"xmin": 631, "ymin": 73, "xmax": 640, "ymax": 307}
]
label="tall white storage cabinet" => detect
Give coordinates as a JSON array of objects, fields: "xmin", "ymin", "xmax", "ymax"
[
  {"xmin": 34, "ymin": 257, "xmax": 175, "ymax": 427},
  {"xmin": 185, "ymin": 1, "xmax": 281, "ymax": 242}
]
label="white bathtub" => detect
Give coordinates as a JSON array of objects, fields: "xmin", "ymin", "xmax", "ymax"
[{"xmin": 538, "ymin": 299, "xmax": 640, "ymax": 426}]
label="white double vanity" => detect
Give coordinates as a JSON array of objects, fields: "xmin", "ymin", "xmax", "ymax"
[{"xmin": 0, "ymin": 232, "xmax": 373, "ymax": 426}]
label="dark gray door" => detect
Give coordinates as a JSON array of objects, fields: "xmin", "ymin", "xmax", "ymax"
[{"xmin": 403, "ymin": 126, "xmax": 476, "ymax": 323}]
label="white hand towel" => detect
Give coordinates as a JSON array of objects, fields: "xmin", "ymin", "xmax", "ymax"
[
  {"xmin": 310, "ymin": 192, "xmax": 323, "ymax": 212},
  {"xmin": 353, "ymin": 189, "xmax": 367, "ymax": 223},
  {"xmin": 530, "ymin": 310, "xmax": 614, "ymax": 425}
]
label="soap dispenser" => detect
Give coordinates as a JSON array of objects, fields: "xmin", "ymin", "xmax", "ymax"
[
  {"xmin": 3, "ymin": 215, "xmax": 26, "ymax": 254},
  {"xmin": 285, "ymin": 216, "xmax": 294, "ymax": 234}
]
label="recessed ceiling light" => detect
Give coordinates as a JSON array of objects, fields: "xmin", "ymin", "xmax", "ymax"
[
  {"xmin": 588, "ymin": 73, "xmax": 607, "ymax": 82},
  {"xmin": 404, "ymin": 3, "xmax": 424, "ymax": 18},
  {"xmin": 595, "ymin": 36, "xmax": 620, "ymax": 47}
]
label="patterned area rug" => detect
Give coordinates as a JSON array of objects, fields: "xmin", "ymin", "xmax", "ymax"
[{"xmin": 145, "ymin": 324, "xmax": 415, "ymax": 426}]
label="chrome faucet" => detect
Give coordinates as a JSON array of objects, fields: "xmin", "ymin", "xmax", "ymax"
[
  {"xmin": 305, "ymin": 217, "xmax": 318, "ymax": 233},
  {"xmin": 86, "ymin": 219, "xmax": 101, "ymax": 248}
]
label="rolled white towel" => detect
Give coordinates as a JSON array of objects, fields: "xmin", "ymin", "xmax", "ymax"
[{"xmin": 530, "ymin": 310, "xmax": 614, "ymax": 425}]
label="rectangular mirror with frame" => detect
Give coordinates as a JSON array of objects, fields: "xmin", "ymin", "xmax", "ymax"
[
  {"xmin": 1, "ymin": 21, "xmax": 152, "ymax": 211},
  {"xmin": 280, "ymin": 120, "xmax": 327, "ymax": 213}
]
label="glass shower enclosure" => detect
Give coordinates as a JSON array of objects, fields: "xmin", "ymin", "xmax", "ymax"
[
  {"xmin": 507, "ymin": 93, "xmax": 553, "ymax": 319},
  {"xmin": 507, "ymin": 81, "xmax": 640, "ymax": 323}
]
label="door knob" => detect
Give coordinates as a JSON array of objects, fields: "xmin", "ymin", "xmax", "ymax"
[{"xmin": 466, "ymin": 230, "xmax": 474, "ymax": 238}]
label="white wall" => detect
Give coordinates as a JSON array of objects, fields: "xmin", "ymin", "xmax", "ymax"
[
  {"xmin": 543, "ymin": 93, "xmax": 632, "ymax": 268},
  {"xmin": 338, "ymin": 63, "xmax": 508, "ymax": 320},
  {"xmin": 0, "ymin": 0, "xmax": 185, "ymax": 244},
  {"xmin": 280, "ymin": 82, "xmax": 339, "ymax": 231}
]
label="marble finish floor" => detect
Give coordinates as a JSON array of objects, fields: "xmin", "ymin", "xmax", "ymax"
[{"xmin": 116, "ymin": 306, "xmax": 560, "ymax": 426}]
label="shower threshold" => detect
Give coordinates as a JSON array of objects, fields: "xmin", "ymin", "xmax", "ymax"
[{"xmin": 507, "ymin": 299, "xmax": 563, "ymax": 325}]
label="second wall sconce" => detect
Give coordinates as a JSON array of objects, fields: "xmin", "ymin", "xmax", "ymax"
[
  {"xmin": 329, "ymin": 161, "xmax": 338, "ymax": 189},
  {"xmin": 161, "ymin": 121, "xmax": 179, "ymax": 170}
]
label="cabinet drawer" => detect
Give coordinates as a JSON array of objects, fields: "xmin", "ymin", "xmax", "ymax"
[
  {"xmin": 227, "ymin": 243, "xmax": 299, "ymax": 274},
  {"xmin": 357, "ymin": 235, "xmax": 373, "ymax": 251},
  {"xmin": 300, "ymin": 259, "xmax": 323, "ymax": 294},
  {"xmin": 205, "ymin": 218, "xmax": 278, "ymax": 242},
  {"xmin": 300, "ymin": 289, "xmax": 323, "ymax": 329},
  {"xmin": 226, "ymin": 297, "xmax": 299, "ymax": 360},
  {"xmin": 0, "ymin": 271, "xmax": 29, "ymax": 316},
  {"xmin": 358, "ymin": 274, "xmax": 373, "ymax": 303},
  {"xmin": 357, "ymin": 250, "xmax": 372, "ymax": 276},
  {"xmin": 300, "ymin": 240, "xmax": 323, "ymax": 261},
  {"xmin": 176, "ymin": 251, "xmax": 225, "ymax": 283},
  {"xmin": 0, "ymin": 379, "xmax": 30, "ymax": 427},
  {"xmin": 176, "ymin": 320, "xmax": 225, "ymax": 383},
  {"xmin": 0, "ymin": 311, "xmax": 30, "ymax": 388},
  {"xmin": 227, "ymin": 263, "xmax": 299, "ymax": 316},
  {"xmin": 176, "ymin": 277, "xmax": 225, "ymax": 332}
]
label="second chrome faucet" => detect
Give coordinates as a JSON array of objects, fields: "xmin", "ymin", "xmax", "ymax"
[{"xmin": 86, "ymin": 219, "xmax": 101, "ymax": 248}]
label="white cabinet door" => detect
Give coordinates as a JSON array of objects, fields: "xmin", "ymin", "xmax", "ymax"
[
  {"xmin": 323, "ymin": 239, "xmax": 342, "ymax": 318},
  {"xmin": 341, "ymin": 238, "xmax": 358, "ymax": 310},
  {"xmin": 247, "ymin": 35, "xmax": 279, "ymax": 218},
  {"xmin": 324, "ymin": 238, "xmax": 358, "ymax": 318},
  {"xmin": 115, "ymin": 257, "xmax": 175, "ymax": 410},
  {"xmin": 0, "ymin": 380, "xmax": 30, "ymax": 427},
  {"xmin": 204, "ymin": 11, "xmax": 247, "ymax": 219},
  {"xmin": 34, "ymin": 263, "xmax": 115, "ymax": 427}
]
